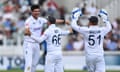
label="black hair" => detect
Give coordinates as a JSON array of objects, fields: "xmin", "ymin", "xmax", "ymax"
[
  {"xmin": 47, "ymin": 16, "xmax": 56, "ymax": 24},
  {"xmin": 31, "ymin": 4, "xmax": 40, "ymax": 11},
  {"xmin": 89, "ymin": 16, "xmax": 98, "ymax": 24}
]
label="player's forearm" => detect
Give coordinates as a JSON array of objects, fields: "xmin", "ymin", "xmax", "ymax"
[
  {"xmin": 30, "ymin": 35, "xmax": 43, "ymax": 43},
  {"xmin": 98, "ymin": 9, "xmax": 112, "ymax": 31},
  {"xmin": 71, "ymin": 20, "xmax": 79, "ymax": 31},
  {"xmin": 104, "ymin": 20, "xmax": 112, "ymax": 31},
  {"xmin": 61, "ymin": 30, "xmax": 71, "ymax": 36},
  {"xmin": 56, "ymin": 19, "xmax": 70, "ymax": 24}
]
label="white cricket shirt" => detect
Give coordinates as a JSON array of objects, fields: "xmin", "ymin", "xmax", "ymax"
[
  {"xmin": 71, "ymin": 20, "xmax": 112, "ymax": 56},
  {"xmin": 24, "ymin": 16, "xmax": 47, "ymax": 42}
]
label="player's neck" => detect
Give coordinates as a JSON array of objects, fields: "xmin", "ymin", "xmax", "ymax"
[
  {"xmin": 32, "ymin": 15, "xmax": 38, "ymax": 20},
  {"xmin": 89, "ymin": 23, "xmax": 97, "ymax": 26},
  {"xmin": 88, "ymin": 24, "xmax": 97, "ymax": 27}
]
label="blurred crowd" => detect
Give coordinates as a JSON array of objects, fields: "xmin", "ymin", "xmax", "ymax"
[{"xmin": 0, "ymin": 0, "xmax": 120, "ymax": 51}]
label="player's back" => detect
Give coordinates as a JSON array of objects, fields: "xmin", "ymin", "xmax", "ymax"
[
  {"xmin": 46, "ymin": 24, "xmax": 63, "ymax": 55},
  {"xmin": 83, "ymin": 26, "xmax": 108, "ymax": 56},
  {"xmin": 71, "ymin": 18, "xmax": 112, "ymax": 56}
]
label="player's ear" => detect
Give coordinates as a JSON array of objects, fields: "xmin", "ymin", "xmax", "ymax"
[{"xmin": 47, "ymin": 21, "xmax": 51, "ymax": 25}]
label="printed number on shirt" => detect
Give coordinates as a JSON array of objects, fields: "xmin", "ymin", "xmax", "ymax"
[
  {"xmin": 52, "ymin": 34, "xmax": 61, "ymax": 46},
  {"xmin": 88, "ymin": 35, "xmax": 101, "ymax": 46}
]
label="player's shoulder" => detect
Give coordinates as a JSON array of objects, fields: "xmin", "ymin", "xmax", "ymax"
[
  {"xmin": 38, "ymin": 17, "xmax": 47, "ymax": 23},
  {"xmin": 96, "ymin": 26, "xmax": 106, "ymax": 31},
  {"xmin": 38, "ymin": 17, "xmax": 47, "ymax": 21},
  {"xmin": 55, "ymin": 27, "xmax": 62, "ymax": 33},
  {"xmin": 80, "ymin": 26, "xmax": 89, "ymax": 32},
  {"xmin": 25, "ymin": 16, "xmax": 32, "ymax": 23},
  {"xmin": 50, "ymin": 26, "xmax": 61, "ymax": 33},
  {"xmin": 51, "ymin": 26, "xmax": 61, "ymax": 30},
  {"xmin": 57, "ymin": 27, "xmax": 62, "ymax": 31},
  {"xmin": 45, "ymin": 28, "xmax": 50, "ymax": 33},
  {"xmin": 83, "ymin": 27, "xmax": 89, "ymax": 29}
]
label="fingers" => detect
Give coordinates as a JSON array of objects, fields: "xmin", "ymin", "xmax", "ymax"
[
  {"xmin": 98, "ymin": 9, "xmax": 108, "ymax": 21},
  {"xmin": 71, "ymin": 7, "xmax": 82, "ymax": 20}
]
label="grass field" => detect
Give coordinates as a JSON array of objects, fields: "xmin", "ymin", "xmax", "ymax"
[{"xmin": 0, "ymin": 70, "xmax": 120, "ymax": 72}]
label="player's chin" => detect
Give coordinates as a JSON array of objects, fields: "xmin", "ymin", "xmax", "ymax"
[{"xmin": 34, "ymin": 14, "xmax": 39, "ymax": 17}]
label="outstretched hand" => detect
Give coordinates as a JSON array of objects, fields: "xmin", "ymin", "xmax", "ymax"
[
  {"xmin": 71, "ymin": 7, "xmax": 82, "ymax": 20},
  {"xmin": 98, "ymin": 9, "xmax": 108, "ymax": 22}
]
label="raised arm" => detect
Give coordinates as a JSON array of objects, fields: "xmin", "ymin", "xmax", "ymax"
[
  {"xmin": 70, "ymin": 7, "xmax": 86, "ymax": 34},
  {"xmin": 56, "ymin": 19, "xmax": 70, "ymax": 25},
  {"xmin": 61, "ymin": 27, "xmax": 73, "ymax": 35},
  {"xmin": 104, "ymin": 20, "xmax": 112, "ymax": 33},
  {"xmin": 71, "ymin": 19, "xmax": 80, "ymax": 32},
  {"xmin": 98, "ymin": 9, "xmax": 112, "ymax": 34},
  {"xmin": 46, "ymin": 16, "xmax": 70, "ymax": 25}
]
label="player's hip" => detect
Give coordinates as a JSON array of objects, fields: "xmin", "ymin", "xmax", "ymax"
[
  {"xmin": 45, "ymin": 55, "xmax": 63, "ymax": 65},
  {"xmin": 23, "ymin": 40, "xmax": 39, "ymax": 46},
  {"xmin": 47, "ymin": 50, "xmax": 62, "ymax": 54},
  {"xmin": 85, "ymin": 54, "xmax": 105, "ymax": 63},
  {"xmin": 85, "ymin": 51, "xmax": 104, "ymax": 56},
  {"xmin": 23, "ymin": 41, "xmax": 40, "ymax": 51},
  {"xmin": 46, "ymin": 54, "xmax": 62, "ymax": 60}
]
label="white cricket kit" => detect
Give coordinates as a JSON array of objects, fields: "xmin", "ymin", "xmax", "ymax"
[
  {"xmin": 23, "ymin": 16, "xmax": 47, "ymax": 72},
  {"xmin": 71, "ymin": 20, "xmax": 112, "ymax": 72},
  {"xmin": 31, "ymin": 24, "xmax": 70, "ymax": 72}
]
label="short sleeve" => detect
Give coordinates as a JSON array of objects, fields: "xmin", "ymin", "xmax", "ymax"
[
  {"xmin": 42, "ymin": 18, "xmax": 47, "ymax": 24},
  {"xmin": 61, "ymin": 30, "xmax": 70, "ymax": 35}
]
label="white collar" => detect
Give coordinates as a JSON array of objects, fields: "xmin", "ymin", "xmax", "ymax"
[
  {"xmin": 89, "ymin": 25, "xmax": 98, "ymax": 28},
  {"xmin": 49, "ymin": 24, "xmax": 56, "ymax": 28},
  {"xmin": 31, "ymin": 15, "xmax": 39, "ymax": 21}
]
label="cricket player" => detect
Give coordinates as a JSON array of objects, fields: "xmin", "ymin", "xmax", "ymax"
[
  {"xmin": 23, "ymin": 4, "xmax": 70, "ymax": 72},
  {"xmin": 31, "ymin": 16, "xmax": 72, "ymax": 72},
  {"xmin": 71, "ymin": 8, "xmax": 112, "ymax": 72}
]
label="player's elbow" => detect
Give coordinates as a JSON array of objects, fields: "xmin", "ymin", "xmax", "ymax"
[
  {"xmin": 109, "ymin": 24, "xmax": 112, "ymax": 31},
  {"xmin": 71, "ymin": 23, "xmax": 76, "ymax": 29}
]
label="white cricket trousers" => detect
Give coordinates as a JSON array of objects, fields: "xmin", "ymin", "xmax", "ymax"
[
  {"xmin": 23, "ymin": 41, "xmax": 40, "ymax": 72},
  {"xmin": 45, "ymin": 54, "xmax": 64, "ymax": 72},
  {"xmin": 86, "ymin": 55, "xmax": 105, "ymax": 72}
]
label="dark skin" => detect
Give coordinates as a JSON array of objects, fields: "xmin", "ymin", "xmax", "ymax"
[{"xmin": 88, "ymin": 22, "xmax": 98, "ymax": 27}]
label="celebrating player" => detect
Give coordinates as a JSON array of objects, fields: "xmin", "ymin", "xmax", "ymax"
[
  {"xmin": 23, "ymin": 4, "xmax": 70, "ymax": 72},
  {"xmin": 71, "ymin": 8, "xmax": 112, "ymax": 72},
  {"xmin": 31, "ymin": 16, "xmax": 72, "ymax": 72}
]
